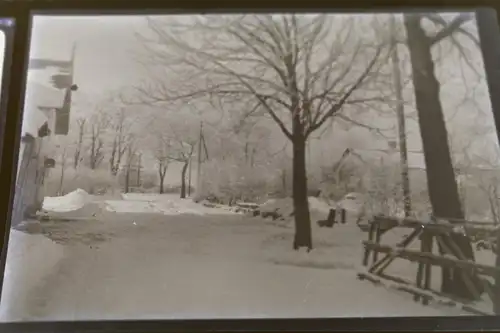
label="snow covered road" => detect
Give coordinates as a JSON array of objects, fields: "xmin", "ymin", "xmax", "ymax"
[{"xmin": 3, "ymin": 194, "xmax": 467, "ymax": 321}]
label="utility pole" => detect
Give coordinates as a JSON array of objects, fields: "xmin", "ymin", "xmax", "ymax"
[
  {"xmin": 195, "ymin": 121, "xmax": 203, "ymax": 196},
  {"xmin": 390, "ymin": 14, "xmax": 412, "ymax": 217}
]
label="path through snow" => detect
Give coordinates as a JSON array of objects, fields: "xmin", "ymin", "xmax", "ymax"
[{"xmin": 2, "ymin": 194, "xmax": 467, "ymax": 321}]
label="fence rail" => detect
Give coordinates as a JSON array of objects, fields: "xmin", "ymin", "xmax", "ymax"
[{"xmin": 358, "ymin": 215, "xmax": 500, "ymax": 315}]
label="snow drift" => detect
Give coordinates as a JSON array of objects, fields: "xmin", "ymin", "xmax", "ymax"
[
  {"xmin": 106, "ymin": 194, "xmax": 237, "ymax": 216},
  {"xmin": 43, "ymin": 189, "xmax": 91, "ymax": 213},
  {"xmin": 0, "ymin": 229, "xmax": 64, "ymax": 321}
]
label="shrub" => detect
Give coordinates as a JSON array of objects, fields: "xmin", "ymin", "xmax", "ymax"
[
  {"xmin": 141, "ymin": 172, "xmax": 158, "ymax": 190},
  {"xmin": 44, "ymin": 167, "xmax": 120, "ymax": 196},
  {"xmin": 196, "ymin": 159, "xmax": 278, "ymax": 204}
]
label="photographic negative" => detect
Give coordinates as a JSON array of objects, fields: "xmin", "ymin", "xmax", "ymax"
[{"xmin": 0, "ymin": 11, "xmax": 499, "ymax": 321}]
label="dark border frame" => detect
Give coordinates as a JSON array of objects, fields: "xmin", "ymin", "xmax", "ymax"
[{"xmin": 1, "ymin": 1, "xmax": 500, "ymax": 332}]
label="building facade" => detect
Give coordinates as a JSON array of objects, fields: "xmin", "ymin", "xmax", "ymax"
[{"xmin": 11, "ymin": 82, "xmax": 64, "ymax": 227}]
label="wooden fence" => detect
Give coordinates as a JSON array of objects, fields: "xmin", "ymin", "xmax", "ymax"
[{"xmin": 358, "ymin": 215, "xmax": 500, "ymax": 315}]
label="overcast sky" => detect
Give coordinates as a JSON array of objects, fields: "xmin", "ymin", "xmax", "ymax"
[
  {"xmin": 26, "ymin": 14, "xmax": 500, "ymax": 174},
  {"xmin": 30, "ymin": 16, "xmax": 147, "ymax": 96}
]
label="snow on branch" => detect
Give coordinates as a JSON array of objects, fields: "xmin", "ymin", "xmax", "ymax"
[{"xmin": 133, "ymin": 14, "xmax": 392, "ymax": 142}]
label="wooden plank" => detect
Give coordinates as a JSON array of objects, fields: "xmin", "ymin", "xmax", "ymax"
[
  {"xmin": 373, "ymin": 223, "xmax": 382, "ymax": 263},
  {"xmin": 422, "ymin": 233, "xmax": 433, "ymax": 305},
  {"xmin": 363, "ymin": 221, "xmax": 376, "ymax": 267},
  {"xmin": 362, "ymin": 241, "xmax": 500, "ymax": 277},
  {"xmin": 374, "ymin": 215, "xmax": 497, "ymax": 227},
  {"xmin": 442, "ymin": 216, "xmax": 497, "ymax": 226},
  {"xmin": 378, "ymin": 272, "xmax": 485, "ymax": 306},
  {"xmin": 370, "ymin": 227, "xmax": 422, "ymax": 274},
  {"xmin": 357, "ymin": 271, "xmax": 491, "ymax": 316},
  {"xmin": 372, "ymin": 216, "xmax": 496, "ymax": 234}
]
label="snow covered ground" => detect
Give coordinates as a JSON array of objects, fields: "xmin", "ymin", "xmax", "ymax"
[
  {"xmin": 0, "ymin": 193, "xmax": 470, "ymax": 321},
  {"xmin": 106, "ymin": 193, "xmax": 237, "ymax": 216},
  {"xmin": 0, "ymin": 230, "xmax": 64, "ymax": 321}
]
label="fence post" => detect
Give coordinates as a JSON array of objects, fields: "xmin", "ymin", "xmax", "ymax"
[
  {"xmin": 373, "ymin": 223, "xmax": 382, "ymax": 264},
  {"xmin": 494, "ymin": 228, "xmax": 500, "ymax": 314},
  {"xmin": 363, "ymin": 220, "xmax": 376, "ymax": 267},
  {"xmin": 414, "ymin": 228, "xmax": 430, "ymax": 302},
  {"xmin": 340, "ymin": 208, "xmax": 346, "ymax": 224},
  {"xmin": 422, "ymin": 231, "xmax": 433, "ymax": 305}
]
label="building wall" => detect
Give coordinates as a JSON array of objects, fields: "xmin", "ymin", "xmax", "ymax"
[{"xmin": 11, "ymin": 136, "xmax": 45, "ymax": 227}]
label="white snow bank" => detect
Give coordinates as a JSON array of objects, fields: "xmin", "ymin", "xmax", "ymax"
[
  {"xmin": 106, "ymin": 194, "xmax": 237, "ymax": 216},
  {"xmin": 260, "ymin": 197, "xmax": 332, "ymax": 219},
  {"xmin": 105, "ymin": 200, "xmax": 160, "ymax": 214},
  {"xmin": 43, "ymin": 189, "xmax": 91, "ymax": 213},
  {"xmin": 121, "ymin": 193, "xmax": 160, "ymax": 202},
  {"xmin": 0, "ymin": 230, "xmax": 64, "ymax": 321},
  {"xmin": 156, "ymin": 198, "xmax": 236, "ymax": 216},
  {"xmin": 308, "ymin": 197, "xmax": 332, "ymax": 215}
]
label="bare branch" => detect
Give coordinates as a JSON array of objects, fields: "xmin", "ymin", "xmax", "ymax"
[
  {"xmin": 307, "ymin": 45, "xmax": 385, "ymax": 135},
  {"xmin": 134, "ymin": 14, "xmax": 389, "ymax": 147},
  {"xmin": 428, "ymin": 12, "xmax": 474, "ymax": 45}
]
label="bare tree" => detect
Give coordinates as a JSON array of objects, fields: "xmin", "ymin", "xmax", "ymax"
[
  {"xmin": 167, "ymin": 130, "xmax": 196, "ymax": 199},
  {"xmin": 155, "ymin": 133, "xmax": 170, "ymax": 194},
  {"xmin": 123, "ymin": 136, "xmax": 139, "ymax": 194},
  {"xmin": 88, "ymin": 111, "xmax": 110, "ymax": 170},
  {"xmin": 403, "ymin": 12, "xmax": 483, "ymax": 300},
  {"xmin": 134, "ymin": 14, "xmax": 391, "ymax": 250},
  {"xmin": 73, "ymin": 117, "xmax": 86, "ymax": 169},
  {"xmin": 109, "ymin": 108, "xmax": 132, "ymax": 175}
]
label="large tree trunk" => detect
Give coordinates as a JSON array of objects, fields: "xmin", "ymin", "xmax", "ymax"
[
  {"xmin": 180, "ymin": 161, "xmax": 188, "ymax": 199},
  {"xmin": 404, "ymin": 14, "xmax": 479, "ymax": 300},
  {"xmin": 292, "ymin": 136, "xmax": 312, "ymax": 251}
]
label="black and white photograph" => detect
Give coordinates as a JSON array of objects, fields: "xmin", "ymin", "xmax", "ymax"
[{"xmin": 0, "ymin": 11, "xmax": 499, "ymax": 321}]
